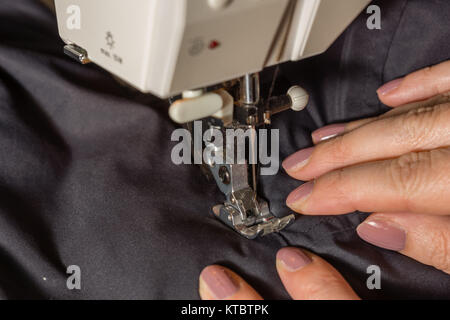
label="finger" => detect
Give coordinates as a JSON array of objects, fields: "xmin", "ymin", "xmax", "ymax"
[
  {"xmin": 284, "ymin": 102, "xmax": 450, "ymax": 181},
  {"xmin": 276, "ymin": 247, "xmax": 359, "ymax": 300},
  {"xmin": 286, "ymin": 148, "xmax": 450, "ymax": 216},
  {"xmin": 377, "ymin": 60, "xmax": 450, "ymax": 107},
  {"xmin": 199, "ymin": 265, "xmax": 263, "ymax": 300},
  {"xmin": 312, "ymin": 94, "xmax": 450, "ymax": 144},
  {"xmin": 357, "ymin": 213, "xmax": 450, "ymax": 274}
]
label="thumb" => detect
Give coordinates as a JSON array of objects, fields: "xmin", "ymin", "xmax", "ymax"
[
  {"xmin": 276, "ymin": 247, "xmax": 360, "ymax": 300},
  {"xmin": 199, "ymin": 265, "xmax": 263, "ymax": 300},
  {"xmin": 377, "ymin": 60, "xmax": 450, "ymax": 107}
]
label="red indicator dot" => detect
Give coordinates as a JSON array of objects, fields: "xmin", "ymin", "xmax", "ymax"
[{"xmin": 209, "ymin": 40, "xmax": 221, "ymax": 50}]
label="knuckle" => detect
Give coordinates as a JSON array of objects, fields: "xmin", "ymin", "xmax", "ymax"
[
  {"xmin": 429, "ymin": 228, "xmax": 450, "ymax": 273},
  {"xmin": 436, "ymin": 81, "xmax": 449, "ymax": 96},
  {"xmin": 417, "ymin": 66, "xmax": 436, "ymax": 84},
  {"xmin": 388, "ymin": 152, "xmax": 432, "ymax": 210},
  {"xmin": 432, "ymin": 148, "xmax": 450, "ymax": 185},
  {"xmin": 327, "ymin": 134, "xmax": 353, "ymax": 164},
  {"xmin": 422, "ymin": 60, "xmax": 450, "ymax": 95},
  {"xmin": 319, "ymin": 167, "xmax": 360, "ymax": 212},
  {"xmin": 300, "ymin": 272, "xmax": 345, "ymax": 299},
  {"xmin": 388, "ymin": 149, "xmax": 448, "ymax": 212},
  {"xmin": 430, "ymin": 66, "xmax": 448, "ymax": 95},
  {"xmin": 395, "ymin": 105, "xmax": 443, "ymax": 148},
  {"xmin": 321, "ymin": 168, "xmax": 348, "ymax": 195},
  {"xmin": 420, "ymin": 66, "xmax": 434, "ymax": 79},
  {"xmin": 433, "ymin": 101, "xmax": 450, "ymax": 115},
  {"xmin": 436, "ymin": 101, "xmax": 450, "ymax": 112}
]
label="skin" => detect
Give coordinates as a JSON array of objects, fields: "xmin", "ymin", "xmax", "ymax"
[{"xmin": 199, "ymin": 60, "xmax": 450, "ymax": 300}]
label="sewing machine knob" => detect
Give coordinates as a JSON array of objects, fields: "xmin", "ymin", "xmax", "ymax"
[
  {"xmin": 287, "ymin": 86, "xmax": 309, "ymax": 111},
  {"xmin": 169, "ymin": 91, "xmax": 223, "ymax": 124}
]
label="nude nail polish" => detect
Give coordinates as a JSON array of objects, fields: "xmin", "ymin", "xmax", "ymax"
[
  {"xmin": 357, "ymin": 219, "xmax": 406, "ymax": 251},
  {"xmin": 286, "ymin": 181, "xmax": 314, "ymax": 208},
  {"xmin": 200, "ymin": 266, "xmax": 239, "ymax": 300},
  {"xmin": 312, "ymin": 123, "xmax": 346, "ymax": 143},
  {"xmin": 277, "ymin": 247, "xmax": 312, "ymax": 272},
  {"xmin": 377, "ymin": 78, "xmax": 404, "ymax": 96},
  {"xmin": 282, "ymin": 147, "xmax": 314, "ymax": 171}
]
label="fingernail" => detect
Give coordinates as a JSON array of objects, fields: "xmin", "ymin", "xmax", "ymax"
[
  {"xmin": 357, "ymin": 219, "xmax": 406, "ymax": 251},
  {"xmin": 282, "ymin": 147, "xmax": 314, "ymax": 171},
  {"xmin": 377, "ymin": 78, "xmax": 404, "ymax": 96},
  {"xmin": 312, "ymin": 123, "xmax": 346, "ymax": 143},
  {"xmin": 286, "ymin": 181, "xmax": 314, "ymax": 209},
  {"xmin": 277, "ymin": 247, "xmax": 312, "ymax": 272},
  {"xmin": 200, "ymin": 266, "xmax": 239, "ymax": 300}
]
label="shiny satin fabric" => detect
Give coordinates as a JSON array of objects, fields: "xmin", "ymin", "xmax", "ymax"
[{"xmin": 0, "ymin": 0, "xmax": 448, "ymax": 299}]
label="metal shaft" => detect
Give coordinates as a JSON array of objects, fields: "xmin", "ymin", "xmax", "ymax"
[
  {"xmin": 239, "ymin": 74, "xmax": 260, "ymax": 194},
  {"xmin": 239, "ymin": 73, "xmax": 260, "ymax": 105}
]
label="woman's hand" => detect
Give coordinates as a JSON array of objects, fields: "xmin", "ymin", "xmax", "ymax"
[
  {"xmin": 283, "ymin": 60, "xmax": 450, "ymax": 273},
  {"xmin": 198, "ymin": 60, "xmax": 450, "ymax": 300}
]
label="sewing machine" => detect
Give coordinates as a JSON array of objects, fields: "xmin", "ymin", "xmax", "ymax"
[{"xmin": 54, "ymin": 0, "xmax": 370, "ymax": 239}]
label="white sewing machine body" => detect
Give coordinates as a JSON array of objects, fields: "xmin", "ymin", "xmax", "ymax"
[{"xmin": 55, "ymin": 0, "xmax": 370, "ymax": 98}]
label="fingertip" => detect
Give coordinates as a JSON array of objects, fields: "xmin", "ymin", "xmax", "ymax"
[
  {"xmin": 357, "ymin": 213, "xmax": 450, "ymax": 274},
  {"xmin": 282, "ymin": 147, "xmax": 314, "ymax": 174},
  {"xmin": 377, "ymin": 78, "xmax": 404, "ymax": 96},
  {"xmin": 199, "ymin": 265, "xmax": 263, "ymax": 300},
  {"xmin": 377, "ymin": 60, "xmax": 450, "ymax": 107},
  {"xmin": 356, "ymin": 217, "xmax": 407, "ymax": 252},
  {"xmin": 199, "ymin": 265, "xmax": 239, "ymax": 300},
  {"xmin": 276, "ymin": 247, "xmax": 313, "ymax": 272},
  {"xmin": 286, "ymin": 181, "xmax": 314, "ymax": 213},
  {"xmin": 311, "ymin": 123, "xmax": 347, "ymax": 144},
  {"xmin": 275, "ymin": 248, "xmax": 360, "ymax": 300}
]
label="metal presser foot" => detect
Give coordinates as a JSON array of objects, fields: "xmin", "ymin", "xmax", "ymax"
[
  {"xmin": 210, "ymin": 163, "xmax": 295, "ymax": 239},
  {"xmin": 201, "ymin": 73, "xmax": 308, "ymax": 239},
  {"xmin": 171, "ymin": 71, "xmax": 309, "ymax": 239}
]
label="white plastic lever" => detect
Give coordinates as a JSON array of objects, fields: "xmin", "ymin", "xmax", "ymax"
[
  {"xmin": 287, "ymin": 86, "xmax": 309, "ymax": 111},
  {"xmin": 169, "ymin": 91, "xmax": 224, "ymax": 124}
]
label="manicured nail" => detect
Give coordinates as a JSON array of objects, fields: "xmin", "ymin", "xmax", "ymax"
[
  {"xmin": 286, "ymin": 181, "xmax": 314, "ymax": 209},
  {"xmin": 277, "ymin": 247, "xmax": 312, "ymax": 272},
  {"xmin": 312, "ymin": 124, "xmax": 346, "ymax": 143},
  {"xmin": 282, "ymin": 147, "xmax": 314, "ymax": 172},
  {"xmin": 200, "ymin": 266, "xmax": 239, "ymax": 300},
  {"xmin": 357, "ymin": 219, "xmax": 406, "ymax": 251},
  {"xmin": 377, "ymin": 78, "xmax": 404, "ymax": 96}
]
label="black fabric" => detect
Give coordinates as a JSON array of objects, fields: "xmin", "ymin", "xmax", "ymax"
[{"xmin": 0, "ymin": 0, "xmax": 449, "ymax": 299}]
